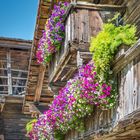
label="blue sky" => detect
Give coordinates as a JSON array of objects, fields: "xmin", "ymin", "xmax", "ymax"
[{"xmin": 0, "ymin": 0, "xmax": 38, "ymax": 40}]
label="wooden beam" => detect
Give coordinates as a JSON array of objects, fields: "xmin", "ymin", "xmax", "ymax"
[
  {"xmin": 49, "ymin": 45, "xmax": 71, "ymax": 82},
  {"xmin": 50, "ymin": 81, "xmax": 67, "ymax": 87},
  {"xmin": 0, "ymin": 42, "xmax": 31, "ymax": 50},
  {"xmin": 61, "ymin": 68, "xmax": 76, "ymax": 81},
  {"xmin": 113, "ymin": 40, "xmax": 140, "ymax": 73},
  {"xmin": 26, "ymin": 94, "xmax": 53, "ymax": 101},
  {"xmin": 11, "ymin": 69, "xmax": 28, "ymax": 73},
  {"xmin": 7, "ymin": 49, "xmax": 12, "ymax": 95},
  {"xmin": 34, "ymin": 65, "xmax": 46, "ymax": 102},
  {"xmin": 75, "ymin": 2, "xmax": 126, "ymax": 11},
  {"xmin": 53, "ymin": 54, "xmax": 72, "ymax": 82},
  {"xmin": 0, "ymin": 96, "xmax": 5, "ymax": 112},
  {"xmin": 0, "ymin": 103, "xmax": 5, "ymax": 112},
  {"xmin": 12, "ymin": 77, "xmax": 27, "ymax": 80},
  {"xmin": 27, "ymin": 103, "xmax": 41, "ymax": 118}
]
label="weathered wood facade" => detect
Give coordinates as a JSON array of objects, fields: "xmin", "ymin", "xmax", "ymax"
[
  {"xmin": 0, "ymin": 0, "xmax": 139, "ymax": 140},
  {"xmin": 64, "ymin": 1, "xmax": 140, "ymax": 139},
  {"xmin": 48, "ymin": 5, "xmax": 103, "ymax": 93},
  {"xmin": 48, "ymin": 2, "xmax": 126, "ymax": 94},
  {"xmin": 0, "ymin": 38, "xmax": 32, "ymax": 139},
  {"xmin": 0, "ymin": 38, "xmax": 31, "ymax": 96},
  {"xmin": 23, "ymin": 0, "xmax": 54, "ymax": 115},
  {"xmin": 64, "ymin": 41, "xmax": 140, "ymax": 140},
  {"xmin": 23, "ymin": 0, "xmax": 140, "ymax": 140}
]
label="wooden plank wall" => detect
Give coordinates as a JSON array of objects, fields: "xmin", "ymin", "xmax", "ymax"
[
  {"xmin": 117, "ymin": 55, "xmax": 140, "ymax": 119},
  {"xmin": 2, "ymin": 103, "xmax": 30, "ymax": 140},
  {"xmin": 0, "ymin": 113, "xmax": 4, "ymax": 135},
  {"xmin": 123, "ymin": 0, "xmax": 140, "ymax": 37},
  {"xmin": 0, "ymin": 48, "xmax": 30, "ymax": 95},
  {"xmin": 49, "ymin": 8, "xmax": 104, "ymax": 80},
  {"xmin": 65, "ymin": 107, "xmax": 117, "ymax": 140}
]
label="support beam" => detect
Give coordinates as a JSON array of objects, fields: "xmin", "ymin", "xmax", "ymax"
[
  {"xmin": 34, "ymin": 65, "xmax": 46, "ymax": 102},
  {"xmin": 75, "ymin": 2, "xmax": 126, "ymax": 11},
  {"xmin": 7, "ymin": 49, "xmax": 12, "ymax": 95},
  {"xmin": 0, "ymin": 96, "xmax": 5, "ymax": 112},
  {"xmin": 28, "ymin": 103, "xmax": 41, "ymax": 118},
  {"xmin": 0, "ymin": 103, "xmax": 5, "ymax": 112}
]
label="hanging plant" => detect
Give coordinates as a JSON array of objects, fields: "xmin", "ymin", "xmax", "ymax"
[
  {"xmin": 36, "ymin": 2, "xmax": 69, "ymax": 64},
  {"xmin": 89, "ymin": 19, "xmax": 137, "ymax": 83},
  {"xmin": 26, "ymin": 61, "xmax": 114, "ymax": 140}
]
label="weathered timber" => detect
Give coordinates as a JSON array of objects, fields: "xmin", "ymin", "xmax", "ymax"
[
  {"xmin": 75, "ymin": 2, "xmax": 126, "ymax": 11},
  {"xmin": 0, "ymin": 96, "xmax": 5, "ymax": 112},
  {"xmin": 113, "ymin": 39, "xmax": 140, "ymax": 73},
  {"xmin": 2, "ymin": 103, "xmax": 30, "ymax": 140},
  {"xmin": 122, "ymin": 0, "xmax": 140, "ymax": 37},
  {"xmin": 48, "ymin": 7, "xmax": 104, "ymax": 88},
  {"xmin": 0, "ymin": 37, "xmax": 32, "ymax": 50},
  {"xmin": 0, "ymin": 38, "xmax": 31, "ymax": 96},
  {"xmin": 27, "ymin": 103, "xmax": 41, "ymax": 118},
  {"xmin": 24, "ymin": 0, "xmax": 53, "ymax": 108},
  {"xmin": 34, "ymin": 65, "xmax": 46, "ymax": 103}
]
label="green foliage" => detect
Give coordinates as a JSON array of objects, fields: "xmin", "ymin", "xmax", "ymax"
[
  {"xmin": 90, "ymin": 22, "xmax": 137, "ymax": 82},
  {"xmin": 54, "ymin": 130, "xmax": 65, "ymax": 140},
  {"xmin": 26, "ymin": 119, "xmax": 37, "ymax": 133}
]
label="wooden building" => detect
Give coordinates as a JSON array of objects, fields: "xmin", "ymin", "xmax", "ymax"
[
  {"xmin": 24, "ymin": 0, "xmax": 140, "ymax": 140},
  {"xmin": 0, "ymin": 0, "xmax": 140, "ymax": 140},
  {"xmin": 0, "ymin": 37, "xmax": 32, "ymax": 140}
]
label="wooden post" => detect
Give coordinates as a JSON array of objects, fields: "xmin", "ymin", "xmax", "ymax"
[
  {"xmin": 7, "ymin": 49, "xmax": 12, "ymax": 95},
  {"xmin": 77, "ymin": 51, "xmax": 83, "ymax": 67},
  {"xmin": 34, "ymin": 65, "xmax": 46, "ymax": 103},
  {"xmin": 28, "ymin": 103, "xmax": 41, "ymax": 118}
]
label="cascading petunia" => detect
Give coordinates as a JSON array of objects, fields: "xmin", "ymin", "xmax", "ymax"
[
  {"xmin": 26, "ymin": 61, "xmax": 115, "ymax": 140},
  {"xmin": 36, "ymin": 2, "xmax": 70, "ymax": 64}
]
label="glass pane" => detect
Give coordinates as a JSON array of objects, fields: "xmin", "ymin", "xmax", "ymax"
[{"xmin": 12, "ymin": 87, "xmax": 25, "ymax": 95}]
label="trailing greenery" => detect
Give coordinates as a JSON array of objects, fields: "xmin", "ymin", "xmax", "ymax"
[
  {"xmin": 89, "ymin": 20, "xmax": 137, "ymax": 83},
  {"xmin": 26, "ymin": 119, "xmax": 37, "ymax": 133}
]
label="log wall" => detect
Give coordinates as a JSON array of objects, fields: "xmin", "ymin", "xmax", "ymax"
[
  {"xmin": 0, "ymin": 38, "xmax": 31, "ymax": 95},
  {"xmin": 123, "ymin": 0, "xmax": 140, "ymax": 37},
  {"xmin": 1, "ymin": 102, "xmax": 30, "ymax": 140}
]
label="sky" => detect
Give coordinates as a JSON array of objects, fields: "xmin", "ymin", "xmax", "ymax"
[{"xmin": 0, "ymin": 0, "xmax": 39, "ymax": 40}]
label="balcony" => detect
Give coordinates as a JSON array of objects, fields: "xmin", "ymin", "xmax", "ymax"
[{"xmin": 48, "ymin": 3, "xmax": 121, "ymax": 93}]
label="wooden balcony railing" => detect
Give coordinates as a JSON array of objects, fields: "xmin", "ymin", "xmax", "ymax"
[{"xmin": 48, "ymin": 3, "xmax": 120, "ymax": 90}]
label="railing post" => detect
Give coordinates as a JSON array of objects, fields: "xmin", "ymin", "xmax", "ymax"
[
  {"xmin": 7, "ymin": 49, "xmax": 12, "ymax": 95},
  {"xmin": 77, "ymin": 51, "xmax": 83, "ymax": 67}
]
